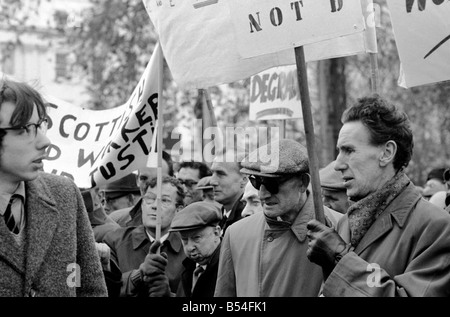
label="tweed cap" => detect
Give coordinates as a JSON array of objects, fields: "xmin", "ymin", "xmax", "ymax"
[
  {"xmin": 240, "ymin": 139, "xmax": 309, "ymax": 178},
  {"xmin": 196, "ymin": 176, "xmax": 213, "ymax": 190},
  {"xmin": 169, "ymin": 201, "xmax": 222, "ymax": 232},
  {"xmin": 319, "ymin": 160, "xmax": 345, "ymax": 191}
]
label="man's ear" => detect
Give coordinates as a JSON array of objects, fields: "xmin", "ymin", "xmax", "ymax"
[
  {"xmin": 213, "ymin": 225, "xmax": 222, "ymax": 237},
  {"xmin": 240, "ymin": 175, "xmax": 248, "ymax": 189},
  {"xmin": 299, "ymin": 173, "xmax": 310, "ymax": 192},
  {"xmin": 379, "ymin": 141, "xmax": 397, "ymax": 167}
]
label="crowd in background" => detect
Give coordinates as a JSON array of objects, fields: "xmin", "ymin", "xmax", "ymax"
[{"xmin": 1, "ymin": 78, "xmax": 450, "ymax": 297}]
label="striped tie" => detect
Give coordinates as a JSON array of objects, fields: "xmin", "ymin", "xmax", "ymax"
[
  {"xmin": 4, "ymin": 195, "xmax": 20, "ymax": 234},
  {"xmin": 191, "ymin": 265, "xmax": 204, "ymax": 292}
]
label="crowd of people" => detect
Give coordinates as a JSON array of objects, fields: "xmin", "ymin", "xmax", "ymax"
[{"xmin": 1, "ymin": 78, "xmax": 450, "ymax": 297}]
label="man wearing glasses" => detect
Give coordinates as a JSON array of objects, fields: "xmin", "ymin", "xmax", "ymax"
[
  {"xmin": 102, "ymin": 176, "xmax": 186, "ymax": 296},
  {"xmin": 0, "ymin": 79, "xmax": 107, "ymax": 296},
  {"xmin": 176, "ymin": 161, "xmax": 211, "ymax": 206},
  {"xmin": 214, "ymin": 139, "xmax": 342, "ymax": 297}
]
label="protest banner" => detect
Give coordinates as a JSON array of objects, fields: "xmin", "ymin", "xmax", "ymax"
[
  {"xmin": 249, "ymin": 65, "xmax": 302, "ymax": 121},
  {"xmin": 143, "ymin": 0, "xmax": 376, "ymax": 89},
  {"xmin": 228, "ymin": 0, "xmax": 365, "ymax": 58},
  {"xmin": 386, "ymin": 0, "xmax": 450, "ymax": 88},
  {"xmin": 44, "ymin": 44, "xmax": 163, "ymax": 188}
]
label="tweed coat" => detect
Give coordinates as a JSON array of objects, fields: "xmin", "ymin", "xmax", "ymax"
[
  {"xmin": 0, "ymin": 172, "xmax": 108, "ymax": 297},
  {"xmin": 322, "ymin": 183, "xmax": 450, "ymax": 297}
]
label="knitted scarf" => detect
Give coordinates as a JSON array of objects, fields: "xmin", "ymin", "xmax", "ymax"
[{"xmin": 347, "ymin": 171, "xmax": 410, "ymax": 248}]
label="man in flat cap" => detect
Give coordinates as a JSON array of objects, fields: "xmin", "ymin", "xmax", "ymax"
[
  {"xmin": 196, "ymin": 176, "xmax": 222, "ymax": 209},
  {"xmin": 319, "ymin": 160, "xmax": 349, "ymax": 214},
  {"xmin": 143, "ymin": 201, "xmax": 223, "ymax": 297},
  {"xmin": 100, "ymin": 173, "xmax": 141, "ymax": 215},
  {"xmin": 422, "ymin": 167, "xmax": 447, "ymax": 200},
  {"xmin": 214, "ymin": 139, "xmax": 342, "ymax": 297}
]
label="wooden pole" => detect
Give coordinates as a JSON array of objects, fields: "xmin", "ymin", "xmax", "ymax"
[
  {"xmin": 203, "ymin": 88, "xmax": 217, "ymax": 127},
  {"xmin": 369, "ymin": 52, "xmax": 379, "ymax": 94},
  {"xmin": 279, "ymin": 120, "xmax": 286, "ymax": 139},
  {"xmin": 201, "ymin": 88, "xmax": 219, "ymax": 160},
  {"xmin": 294, "ymin": 46, "xmax": 325, "ymax": 224},
  {"xmin": 155, "ymin": 44, "xmax": 164, "ymax": 247}
]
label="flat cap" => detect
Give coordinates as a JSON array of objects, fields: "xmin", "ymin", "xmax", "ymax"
[
  {"xmin": 101, "ymin": 173, "xmax": 140, "ymax": 194},
  {"xmin": 320, "ymin": 160, "xmax": 345, "ymax": 191},
  {"xmin": 196, "ymin": 176, "xmax": 213, "ymax": 190},
  {"xmin": 169, "ymin": 201, "xmax": 222, "ymax": 232},
  {"xmin": 240, "ymin": 139, "xmax": 309, "ymax": 178},
  {"xmin": 427, "ymin": 168, "xmax": 446, "ymax": 182}
]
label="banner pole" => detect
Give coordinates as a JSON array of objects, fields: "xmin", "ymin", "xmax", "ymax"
[
  {"xmin": 203, "ymin": 88, "xmax": 217, "ymax": 127},
  {"xmin": 294, "ymin": 46, "xmax": 325, "ymax": 224},
  {"xmin": 369, "ymin": 52, "xmax": 379, "ymax": 94},
  {"xmin": 279, "ymin": 120, "xmax": 286, "ymax": 139},
  {"xmin": 155, "ymin": 44, "xmax": 164, "ymax": 248}
]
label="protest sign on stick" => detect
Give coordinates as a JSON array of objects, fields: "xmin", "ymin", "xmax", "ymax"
[{"xmin": 227, "ymin": 0, "xmax": 367, "ymax": 223}]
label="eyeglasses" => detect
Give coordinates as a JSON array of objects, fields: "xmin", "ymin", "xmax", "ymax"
[
  {"xmin": 0, "ymin": 117, "xmax": 48, "ymax": 140},
  {"xmin": 249, "ymin": 175, "xmax": 296, "ymax": 194},
  {"xmin": 178, "ymin": 179, "xmax": 198, "ymax": 188}
]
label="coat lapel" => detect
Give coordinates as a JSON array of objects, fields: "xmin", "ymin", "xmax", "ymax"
[
  {"xmin": 0, "ymin": 222, "xmax": 25, "ymax": 275},
  {"xmin": 24, "ymin": 176, "xmax": 60, "ymax": 286},
  {"xmin": 354, "ymin": 183, "xmax": 421, "ymax": 255},
  {"xmin": 354, "ymin": 212, "xmax": 393, "ymax": 254}
]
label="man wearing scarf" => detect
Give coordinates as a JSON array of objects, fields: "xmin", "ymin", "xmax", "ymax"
[
  {"xmin": 214, "ymin": 139, "xmax": 342, "ymax": 297},
  {"xmin": 306, "ymin": 95, "xmax": 450, "ymax": 297}
]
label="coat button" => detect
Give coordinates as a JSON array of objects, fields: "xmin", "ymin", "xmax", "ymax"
[
  {"xmin": 29, "ymin": 289, "xmax": 36, "ymax": 297},
  {"xmin": 267, "ymin": 235, "xmax": 274, "ymax": 242}
]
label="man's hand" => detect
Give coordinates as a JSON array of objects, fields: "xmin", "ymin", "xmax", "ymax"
[
  {"xmin": 139, "ymin": 240, "xmax": 171, "ymax": 297},
  {"xmin": 139, "ymin": 240, "xmax": 168, "ymax": 276},
  {"xmin": 306, "ymin": 219, "xmax": 352, "ymax": 278},
  {"xmin": 147, "ymin": 273, "xmax": 171, "ymax": 297}
]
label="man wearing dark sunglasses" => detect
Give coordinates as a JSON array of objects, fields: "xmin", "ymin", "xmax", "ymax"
[{"xmin": 214, "ymin": 139, "xmax": 342, "ymax": 297}]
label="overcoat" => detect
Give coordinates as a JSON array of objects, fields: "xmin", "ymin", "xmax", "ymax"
[
  {"xmin": 323, "ymin": 183, "xmax": 450, "ymax": 297},
  {"xmin": 214, "ymin": 193, "xmax": 342, "ymax": 297},
  {"xmin": 0, "ymin": 173, "xmax": 108, "ymax": 297}
]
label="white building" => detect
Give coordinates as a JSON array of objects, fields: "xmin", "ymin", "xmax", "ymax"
[{"xmin": 0, "ymin": 0, "xmax": 92, "ymax": 107}]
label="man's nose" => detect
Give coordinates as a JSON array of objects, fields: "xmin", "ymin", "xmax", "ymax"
[
  {"xmin": 37, "ymin": 133, "xmax": 51, "ymax": 151},
  {"xmin": 334, "ymin": 153, "xmax": 346, "ymax": 172},
  {"xmin": 210, "ymin": 175, "xmax": 218, "ymax": 186},
  {"xmin": 241, "ymin": 205, "xmax": 252, "ymax": 217},
  {"xmin": 259, "ymin": 185, "xmax": 271, "ymax": 200}
]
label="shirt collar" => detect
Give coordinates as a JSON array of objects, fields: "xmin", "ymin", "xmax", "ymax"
[
  {"xmin": 0, "ymin": 181, "xmax": 25, "ymax": 216},
  {"xmin": 264, "ymin": 190, "xmax": 314, "ymax": 243}
]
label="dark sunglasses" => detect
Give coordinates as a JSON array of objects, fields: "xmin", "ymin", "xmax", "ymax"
[{"xmin": 249, "ymin": 175, "xmax": 296, "ymax": 194}]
